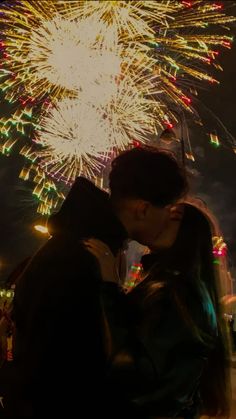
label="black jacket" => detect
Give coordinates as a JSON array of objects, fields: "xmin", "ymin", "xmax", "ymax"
[
  {"xmin": 101, "ymin": 254, "xmax": 218, "ymax": 419},
  {"xmin": 2, "ymin": 177, "xmax": 127, "ymax": 418}
]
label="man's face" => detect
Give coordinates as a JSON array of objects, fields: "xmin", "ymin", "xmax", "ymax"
[{"xmin": 132, "ymin": 201, "xmax": 171, "ymax": 247}]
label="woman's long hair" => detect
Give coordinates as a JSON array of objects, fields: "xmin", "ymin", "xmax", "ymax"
[{"xmin": 142, "ymin": 203, "xmax": 231, "ymax": 418}]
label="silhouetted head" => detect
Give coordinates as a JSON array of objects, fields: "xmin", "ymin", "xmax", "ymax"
[
  {"xmin": 150, "ymin": 203, "xmax": 214, "ymax": 280},
  {"xmin": 109, "ymin": 146, "xmax": 187, "ymax": 246}
]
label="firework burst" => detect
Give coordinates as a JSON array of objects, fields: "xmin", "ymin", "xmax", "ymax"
[
  {"xmin": 32, "ymin": 98, "xmax": 112, "ymax": 183},
  {"xmin": 1, "ymin": 1, "xmax": 234, "ymax": 114},
  {"xmin": 0, "ymin": 0, "xmax": 235, "ymax": 215},
  {"xmin": 24, "ymin": 66, "xmax": 162, "ymax": 184},
  {"xmin": 59, "ymin": 1, "xmax": 173, "ymax": 37},
  {"xmin": 1, "ymin": 9, "xmax": 122, "ymax": 100}
]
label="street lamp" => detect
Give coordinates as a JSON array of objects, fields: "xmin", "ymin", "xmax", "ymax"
[{"xmin": 34, "ymin": 224, "xmax": 49, "ymax": 235}]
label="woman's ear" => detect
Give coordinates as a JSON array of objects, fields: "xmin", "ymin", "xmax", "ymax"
[{"xmin": 170, "ymin": 203, "xmax": 185, "ymax": 221}]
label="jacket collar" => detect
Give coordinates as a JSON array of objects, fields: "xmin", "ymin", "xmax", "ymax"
[{"xmin": 48, "ymin": 177, "xmax": 128, "ymax": 255}]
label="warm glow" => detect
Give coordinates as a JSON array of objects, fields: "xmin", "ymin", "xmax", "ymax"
[
  {"xmin": 28, "ymin": 15, "xmax": 121, "ymax": 94},
  {"xmin": 34, "ymin": 224, "xmax": 49, "ymax": 235}
]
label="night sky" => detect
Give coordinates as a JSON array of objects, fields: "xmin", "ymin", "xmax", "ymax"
[
  {"xmin": 0, "ymin": 1, "xmax": 236, "ymax": 283},
  {"xmin": 192, "ymin": 38, "xmax": 236, "ymax": 270}
]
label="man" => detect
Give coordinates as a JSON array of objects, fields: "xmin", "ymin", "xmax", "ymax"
[{"xmin": 2, "ymin": 146, "xmax": 187, "ymax": 417}]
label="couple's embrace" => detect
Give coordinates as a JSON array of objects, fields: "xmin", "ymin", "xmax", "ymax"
[{"xmin": 2, "ymin": 147, "xmax": 230, "ymax": 419}]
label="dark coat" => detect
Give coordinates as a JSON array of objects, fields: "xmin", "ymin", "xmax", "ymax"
[
  {"xmin": 101, "ymin": 254, "xmax": 218, "ymax": 419},
  {"xmin": 1, "ymin": 177, "xmax": 127, "ymax": 418}
]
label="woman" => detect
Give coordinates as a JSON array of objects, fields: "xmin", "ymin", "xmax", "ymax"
[{"xmin": 84, "ymin": 202, "xmax": 231, "ymax": 418}]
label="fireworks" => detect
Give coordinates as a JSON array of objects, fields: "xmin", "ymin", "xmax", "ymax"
[
  {"xmin": 0, "ymin": 0, "xmax": 235, "ymax": 214},
  {"xmin": 60, "ymin": 1, "xmax": 173, "ymax": 37},
  {"xmin": 209, "ymin": 133, "xmax": 220, "ymax": 148},
  {"xmin": 25, "ymin": 70, "xmax": 161, "ymax": 184},
  {"xmin": 28, "ymin": 16, "xmax": 107, "ymax": 93},
  {"xmin": 0, "ymin": 10, "xmax": 121, "ymax": 100},
  {"xmin": 33, "ymin": 98, "xmax": 111, "ymax": 182},
  {"xmin": 213, "ymin": 236, "xmax": 227, "ymax": 258},
  {"xmin": 1, "ymin": 1, "xmax": 234, "ymax": 110}
]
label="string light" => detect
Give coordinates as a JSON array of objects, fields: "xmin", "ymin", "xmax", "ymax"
[
  {"xmin": 209, "ymin": 133, "xmax": 220, "ymax": 147},
  {"xmin": 124, "ymin": 263, "xmax": 143, "ymax": 292},
  {"xmin": 212, "ymin": 235, "xmax": 227, "ymax": 257}
]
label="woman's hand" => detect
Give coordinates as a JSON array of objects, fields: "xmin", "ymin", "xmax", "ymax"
[{"xmin": 84, "ymin": 238, "xmax": 120, "ymax": 284}]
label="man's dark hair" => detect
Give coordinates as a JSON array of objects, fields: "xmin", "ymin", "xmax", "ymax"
[{"xmin": 109, "ymin": 146, "xmax": 188, "ymax": 207}]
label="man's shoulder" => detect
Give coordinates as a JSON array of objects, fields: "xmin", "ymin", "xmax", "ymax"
[
  {"xmin": 34, "ymin": 235, "xmax": 96, "ymax": 269},
  {"xmin": 16, "ymin": 236, "xmax": 100, "ymax": 303}
]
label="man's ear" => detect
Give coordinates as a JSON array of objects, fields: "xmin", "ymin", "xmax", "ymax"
[{"xmin": 134, "ymin": 200, "xmax": 150, "ymax": 220}]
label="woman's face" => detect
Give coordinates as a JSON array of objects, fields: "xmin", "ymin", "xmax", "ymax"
[{"xmin": 149, "ymin": 203, "xmax": 185, "ymax": 252}]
